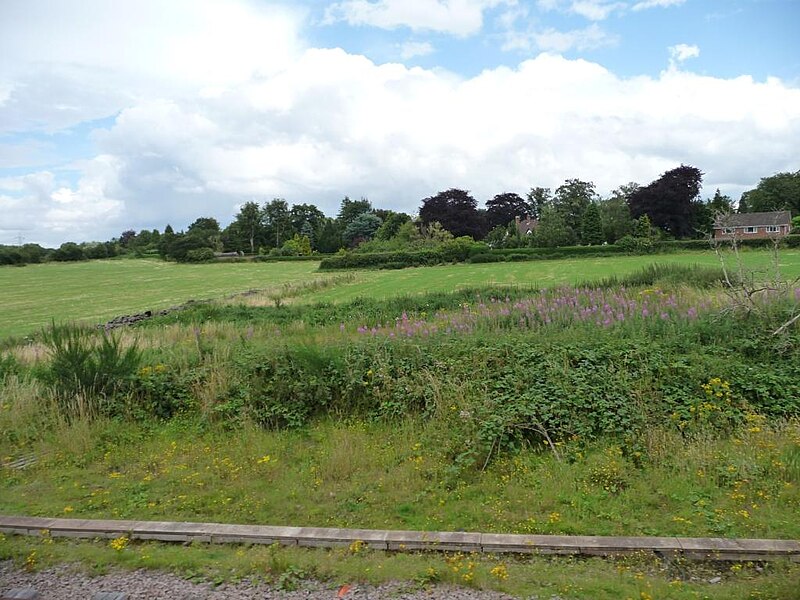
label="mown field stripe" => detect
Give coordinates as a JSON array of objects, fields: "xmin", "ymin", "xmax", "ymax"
[{"xmin": 1, "ymin": 516, "xmax": 797, "ymax": 562}]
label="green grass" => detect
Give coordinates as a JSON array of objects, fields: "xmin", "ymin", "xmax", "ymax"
[
  {"xmin": 2, "ymin": 418, "xmax": 798, "ymax": 540},
  {"xmin": 2, "ymin": 254, "xmax": 799, "ymax": 597},
  {"xmin": 2, "ymin": 533, "xmax": 798, "ymax": 599},
  {"xmin": 2, "ymin": 250, "xmax": 798, "ymax": 341},
  {"xmin": 1, "ymin": 418, "xmax": 799, "ymax": 598},
  {"xmin": 303, "ymin": 250, "xmax": 800, "ymax": 304},
  {"xmin": 0, "ymin": 259, "xmax": 325, "ymax": 339}
]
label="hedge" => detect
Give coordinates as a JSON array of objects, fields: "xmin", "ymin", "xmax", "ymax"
[
  {"xmin": 318, "ymin": 235, "xmax": 800, "ymax": 271},
  {"xmin": 658, "ymin": 235, "xmax": 800, "ymax": 251}
]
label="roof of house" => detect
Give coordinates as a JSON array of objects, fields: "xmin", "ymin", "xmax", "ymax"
[{"xmin": 714, "ymin": 210, "xmax": 792, "ymax": 228}]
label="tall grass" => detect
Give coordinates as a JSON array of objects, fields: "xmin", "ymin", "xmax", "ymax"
[{"xmin": 587, "ymin": 263, "xmax": 726, "ymax": 289}]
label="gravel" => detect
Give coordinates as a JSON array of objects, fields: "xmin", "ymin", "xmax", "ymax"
[{"xmin": 0, "ymin": 561, "xmax": 521, "ymax": 599}]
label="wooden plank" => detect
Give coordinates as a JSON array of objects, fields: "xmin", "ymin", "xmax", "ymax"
[{"xmin": 0, "ymin": 515, "xmax": 797, "ymax": 561}]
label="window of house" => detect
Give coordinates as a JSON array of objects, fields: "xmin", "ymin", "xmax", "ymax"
[
  {"xmin": 745, "ymin": 227, "xmax": 756, "ymax": 233},
  {"xmin": 767, "ymin": 226, "xmax": 779, "ymax": 233},
  {"xmin": 723, "ymin": 228, "xmax": 734, "ymax": 234}
]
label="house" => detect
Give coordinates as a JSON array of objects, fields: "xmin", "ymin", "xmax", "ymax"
[
  {"xmin": 712, "ymin": 211, "xmax": 792, "ymax": 240},
  {"xmin": 514, "ymin": 215, "xmax": 538, "ymax": 236}
]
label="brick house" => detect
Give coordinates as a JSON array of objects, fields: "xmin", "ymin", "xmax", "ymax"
[
  {"xmin": 514, "ymin": 215, "xmax": 538, "ymax": 236},
  {"xmin": 713, "ymin": 211, "xmax": 792, "ymax": 240}
]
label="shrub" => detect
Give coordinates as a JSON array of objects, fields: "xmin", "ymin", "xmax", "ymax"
[
  {"xmin": 319, "ymin": 249, "xmax": 443, "ymax": 270},
  {"xmin": 131, "ymin": 363, "xmax": 196, "ymax": 420},
  {"xmin": 657, "ymin": 235, "xmax": 800, "ymax": 251},
  {"xmin": 467, "ymin": 253, "xmax": 505, "ymax": 263},
  {"xmin": 617, "ymin": 235, "xmax": 655, "ymax": 253},
  {"xmin": 184, "ymin": 247, "xmax": 216, "ymax": 263},
  {"xmin": 40, "ymin": 323, "xmax": 142, "ymax": 419},
  {"xmin": 439, "ymin": 237, "xmax": 487, "ymax": 262}
]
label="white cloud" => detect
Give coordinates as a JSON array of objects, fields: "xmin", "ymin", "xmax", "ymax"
[
  {"xmin": 0, "ymin": 160, "xmax": 124, "ymax": 244},
  {"xmin": 1, "ymin": 1, "xmax": 799, "ymax": 246},
  {"xmin": 534, "ymin": 0, "xmax": 626, "ymax": 20},
  {"xmin": 0, "ymin": 0, "xmax": 303, "ymax": 133},
  {"xmin": 537, "ymin": 0, "xmax": 685, "ymax": 18},
  {"xmin": 632, "ymin": 0, "xmax": 686, "ymax": 11},
  {"xmin": 324, "ymin": 0, "xmax": 512, "ymax": 36},
  {"xmin": 669, "ymin": 43, "xmax": 700, "ymax": 63},
  {"xmin": 569, "ymin": 1, "xmax": 627, "ymax": 20},
  {"xmin": 69, "ymin": 51, "xmax": 797, "ymax": 235},
  {"xmin": 504, "ymin": 23, "xmax": 618, "ymax": 52},
  {"xmin": 399, "ymin": 41, "xmax": 436, "ymax": 59}
]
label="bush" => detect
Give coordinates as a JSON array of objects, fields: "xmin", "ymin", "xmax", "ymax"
[
  {"xmin": 467, "ymin": 253, "xmax": 505, "ymax": 263},
  {"xmin": 657, "ymin": 235, "xmax": 800, "ymax": 251},
  {"xmin": 490, "ymin": 245, "xmax": 627, "ymax": 259},
  {"xmin": 319, "ymin": 249, "xmax": 443, "ymax": 270},
  {"xmin": 184, "ymin": 247, "xmax": 216, "ymax": 263},
  {"xmin": 252, "ymin": 254, "xmax": 327, "ymax": 262},
  {"xmin": 40, "ymin": 323, "xmax": 142, "ymax": 419},
  {"xmin": 132, "ymin": 364, "xmax": 195, "ymax": 420},
  {"xmin": 439, "ymin": 238, "xmax": 487, "ymax": 262},
  {"xmin": 617, "ymin": 235, "xmax": 655, "ymax": 254}
]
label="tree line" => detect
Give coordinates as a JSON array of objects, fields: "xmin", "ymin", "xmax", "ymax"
[{"xmin": 2, "ymin": 167, "xmax": 798, "ymax": 265}]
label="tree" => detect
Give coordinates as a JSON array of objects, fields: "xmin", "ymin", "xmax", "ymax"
[
  {"xmin": 634, "ymin": 215, "xmax": 655, "ymax": 239},
  {"xmin": 290, "ymin": 203, "xmax": 325, "ymax": 246},
  {"xmin": 533, "ymin": 206, "xmax": 576, "ymax": 247},
  {"xmin": 119, "ymin": 230, "xmax": 137, "ymax": 248},
  {"xmin": 343, "ymin": 213, "xmax": 383, "ymax": 247},
  {"xmin": 580, "ymin": 202, "xmax": 604, "ymax": 245},
  {"xmin": 187, "ymin": 217, "xmax": 221, "ymax": 235},
  {"xmin": 159, "ymin": 224, "xmax": 175, "ymax": 258},
  {"xmin": 598, "ymin": 186, "xmax": 635, "ymax": 244},
  {"xmin": 486, "ymin": 192, "xmax": 530, "ymax": 229},
  {"xmin": 230, "ymin": 201, "xmax": 265, "ymax": 254},
  {"xmin": 628, "ymin": 165, "xmax": 703, "ymax": 238},
  {"xmin": 337, "ymin": 197, "xmax": 373, "ymax": 230},
  {"xmin": 525, "ymin": 187, "xmax": 552, "ymax": 220},
  {"xmin": 689, "ymin": 199, "xmax": 713, "ymax": 237},
  {"xmin": 52, "ymin": 242, "xmax": 86, "ymax": 262},
  {"xmin": 738, "ymin": 170, "xmax": 800, "ymax": 214},
  {"xmin": 165, "ymin": 233, "xmax": 214, "ymax": 262},
  {"xmin": 485, "ymin": 223, "xmax": 520, "ymax": 248},
  {"xmin": 375, "ymin": 211, "xmax": 411, "ymax": 241},
  {"xmin": 315, "ymin": 218, "xmax": 343, "ymax": 253},
  {"xmin": 553, "ymin": 179, "xmax": 597, "ymax": 238},
  {"xmin": 419, "ymin": 188, "xmax": 488, "ymax": 239},
  {"xmin": 186, "ymin": 217, "xmax": 222, "ymax": 251},
  {"xmin": 281, "ymin": 233, "xmax": 312, "ymax": 256},
  {"xmin": 263, "ymin": 199, "xmax": 293, "ymax": 248},
  {"xmin": 708, "ymin": 189, "xmax": 734, "ymax": 213}
]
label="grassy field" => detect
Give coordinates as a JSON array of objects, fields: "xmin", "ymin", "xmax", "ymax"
[
  {"xmin": 2, "ymin": 249, "xmax": 799, "ymax": 340},
  {"xmin": 0, "ymin": 259, "xmax": 327, "ymax": 340},
  {"xmin": 2, "ymin": 254, "xmax": 800, "ymax": 597},
  {"xmin": 305, "ymin": 249, "xmax": 800, "ymax": 303}
]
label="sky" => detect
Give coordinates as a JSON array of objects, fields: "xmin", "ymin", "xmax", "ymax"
[{"xmin": 0, "ymin": 0, "xmax": 799, "ymax": 246}]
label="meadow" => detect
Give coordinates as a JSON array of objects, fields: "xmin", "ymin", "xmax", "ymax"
[
  {"xmin": 2, "ymin": 249, "xmax": 799, "ymax": 340},
  {"xmin": 1, "ymin": 250, "xmax": 800, "ymax": 598}
]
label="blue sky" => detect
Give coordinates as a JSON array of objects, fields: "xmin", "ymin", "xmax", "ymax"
[
  {"xmin": 310, "ymin": 0, "xmax": 800, "ymax": 81},
  {"xmin": 0, "ymin": 0, "xmax": 798, "ymax": 246}
]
